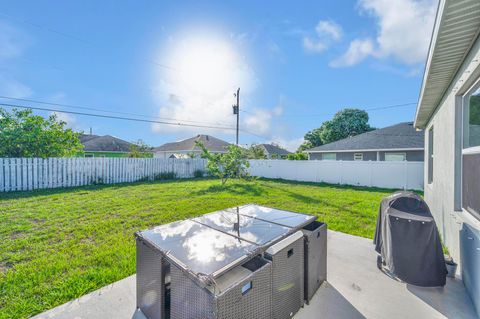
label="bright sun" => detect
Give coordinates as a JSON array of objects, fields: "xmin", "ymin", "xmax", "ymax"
[{"xmin": 166, "ymin": 35, "xmax": 239, "ymax": 96}]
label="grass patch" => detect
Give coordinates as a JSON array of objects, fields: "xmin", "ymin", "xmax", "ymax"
[{"xmin": 0, "ymin": 178, "xmax": 396, "ymax": 319}]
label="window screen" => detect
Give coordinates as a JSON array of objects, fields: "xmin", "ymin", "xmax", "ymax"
[
  {"xmin": 354, "ymin": 153, "xmax": 363, "ymax": 161},
  {"xmin": 385, "ymin": 153, "xmax": 406, "ymax": 161},
  {"xmin": 464, "ymin": 86, "xmax": 480, "ymax": 148},
  {"xmin": 322, "ymin": 153, "xmax": 336, "ymax": 160},
  {"xmin": 462, "ymin": 153, "xmax": 480, "ymax": 221}
]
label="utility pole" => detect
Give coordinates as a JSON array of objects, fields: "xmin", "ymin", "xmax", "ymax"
[{"xmin": 233, "ymin": 88, "xmax": 240, "ymax": 145}]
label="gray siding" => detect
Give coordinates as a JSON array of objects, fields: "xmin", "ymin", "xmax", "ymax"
[
  {"xmin": 309, "ymin": 150, "xmax": 423, "ymax": 161},
  {"xmin": 422, "ymin": 30, "xmax": 480, "ymax": 308},
  {"xmin": 378, "ymin": 150, "xmax": 424, "ymax": 161}
]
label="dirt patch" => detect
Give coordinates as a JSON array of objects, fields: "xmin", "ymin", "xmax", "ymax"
[
  {"xmin": 0, "ymin": 261, "xmax": 13, "ymax": 274},
  {"xmin": 9, "ymin": 230, "xmax": 24, "ymax": 240}
]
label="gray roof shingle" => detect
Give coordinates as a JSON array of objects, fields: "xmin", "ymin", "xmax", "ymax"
[
  {"xmin": 80, "ymin": 135, "xmax": 133, "ymax": 152},
  {"xmin": 305, "ymin": 122, "xmax": 424, "ymax": 152},
  {"xmin": 154, "ymin": 135, "xmax": 231, "ymax": 153},
  {"xmin": 260, "ymin": 144, "xmax": 291, "ymax": 155}
]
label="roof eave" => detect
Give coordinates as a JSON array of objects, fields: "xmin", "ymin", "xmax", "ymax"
[
  {"xmin": 414, "ymin": 0, "xmax": 445, "ymax": 129},
  {"xmin": 415, "ymin": 0, "xmax": 480, "ymax": 129}
]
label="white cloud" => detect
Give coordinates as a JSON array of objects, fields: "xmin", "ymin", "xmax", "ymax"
[
  {"xmin": 0, "ymin": 20, "xmax": 29, "ymax": 60},
  {"xmin": 330, "ymin": 38, "xmax": 375, "ymax": 67},
  {"xmin": 0, "ymin": 21, "xmax": 33, "ymax": 98},
  {"xmin": 360, "ymin": 0, "xmax": 437, "ymax": 64},
  {"xmin": 303, "ymin": 37, "xmax": 327, "ymax": 54},
  {"xmin": 303, "ymin": 20, "xmax": 342, "ymax": 54},
  {"xmin": 151, "ymin": 34, "xmax": 286, "ymax": 137},
  {"xmin": 46, "ymin": 92, "xmax": 78, "ymax": 129},
  {"xmin": 0, "ymin": 75, "xmax": 32, "ymax": 98},
  {"xmin": 332, "ymin": 0, "xmax": 437, "ymax": 67},
  {"xmin": 270, "ymin": 137, "xmax": 305, "ymax": 152},
  {"xmin": 51, "ymin": 111, "xmax": 77, "ymax": 128},
  {"xmin": 316, "ymin": 20, "xmax": 342, "ymax": 41},
  {"xmin": 244, "ymin": 105, "xmax": 287, "ymax": 136}
]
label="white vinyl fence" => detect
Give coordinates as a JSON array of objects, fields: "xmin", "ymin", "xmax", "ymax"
[
  {"xmin": 248, "ymin": 160, "xmax": 424, "ymax": 190},
  {"xmin": 0, "ymin": 158, "xmax": 207, "ymax": 192}
]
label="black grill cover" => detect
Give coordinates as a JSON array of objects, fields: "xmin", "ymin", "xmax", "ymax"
[{"xmin": 374, "ymin": 191, "xmax": 447, "ymax": 287}]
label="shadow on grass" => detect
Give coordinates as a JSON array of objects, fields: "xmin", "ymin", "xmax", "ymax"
[
  {"xmin": 193, "ymin": 181, "xmax": 265, "ymax": 196},
  {"xmin": 0, "ymin": 177, "xmax": 212, "ymax": 201},
  {"xmin": 256, "ymin": 177, "xmax": 423, "ymax": 195},
  {"xmin": 0, "ymin": 176, "xmax": 422, "ymax": 201}
]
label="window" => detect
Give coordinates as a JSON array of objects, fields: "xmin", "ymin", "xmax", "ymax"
[
  {"xmin": 462, "ymin": 80, "xmax": 480, "ymax": 221},
  {"xmin": 354, "ymin": 153, "xmax": 363, "ymax": 161},
  {"xmin": 463, "ymin": 85, "xmax": 480, "ymax": 148},
  {"xmin": 428, "ymin": 127, "xmax": 434, "ymax": 184},
  {"xmin": 322, "ymin": 153, "xmax": 336, "ymax": 160},
  {"xmin": 385, "ymin": 152, "xmax": 406, "ymax": 161}
]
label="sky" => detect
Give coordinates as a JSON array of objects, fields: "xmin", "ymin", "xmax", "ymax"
[{"xmin": 0, "ymin": 0, "xmax": 438, "ymax": 151}]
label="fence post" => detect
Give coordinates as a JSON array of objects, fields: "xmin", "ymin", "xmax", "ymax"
[{"xmin": 404, "ymin": 161, "xmax": 408, "ymax": 190}]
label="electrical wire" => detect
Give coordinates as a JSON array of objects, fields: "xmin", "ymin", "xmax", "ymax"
[
  {"xmin": 0, "ymin": 95, "xmax": 235, "ymax": 127},
  {"xmin": 0, "ymin": 102, "xmax": 238, "ymax": 131}
]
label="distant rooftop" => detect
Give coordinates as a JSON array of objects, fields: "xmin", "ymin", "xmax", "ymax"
[
  {"xmin": 79, "ymin": 134, "xmax": 133, "ymax": 152},
  {"xmin": 260, "ymin": 144, "xmax": 291, "ymax": 155},
  {"xmin": 305, "ymin": 122, "xmax": 424, "ymax": 153},
  {"xmin": 154, "ymin": 134, "xmax": 231, "ymax": 153}
]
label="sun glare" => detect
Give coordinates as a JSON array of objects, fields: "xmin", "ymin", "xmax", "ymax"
[{"xmin": 166, "ymin": 35, "xmax": 239, "ymax": 96}]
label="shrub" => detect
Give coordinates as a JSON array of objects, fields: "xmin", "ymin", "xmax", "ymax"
[
  {"xmin": 154, "ymin": 172, "xmax": 176, "ymax": 180},
  {"xmin": 193, "ymin": 169, "xmax": 204, "ymax": 178},
  {"xmin": 196, "ymin": 141, "xmax": 249, "ymax": 185}
]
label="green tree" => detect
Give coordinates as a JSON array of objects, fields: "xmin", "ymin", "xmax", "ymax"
[
  {"xmin": 287, "ymin": 152, "xmax": 308, "ymax": 160},
  {"xmin": 243, "ymin": 144, "xmax": 266, "ymax": 159},
  {"xmin": 301, "ymin": 108, "xmax": 373, "ymax": 150},
  {"xmin": 0, "ymin": 108, "xmax": 83, "ymax": 158},
  {"xmin": 128, "ymin": 139, "xmax": 151, "ymax": 158},
  {"xmin": 196, "ymin": 141, "xmax": 249, "ymax": 185}
]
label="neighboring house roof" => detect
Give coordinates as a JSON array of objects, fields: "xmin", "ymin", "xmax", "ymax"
[
  {"xmin": 80, "ymin": 134, "xmax": 133, "ymax": 152},
  {"xmin": 169, "ymin": 153, "xmax": 191, "ymax": 159},
  {"xmin": 154, "ymin": 135, "xmax": 231, "ymax": 153},
  {"xmin": 305, "ymin": 122, "xmax": 424, "ymax": 153},
  {"xmin": 415, "ymin": 0, "xmax": 480, "ymax": 128},
  {"xmin": 260, "ymin": 144, "xmax": 291, "ymax": 156}
]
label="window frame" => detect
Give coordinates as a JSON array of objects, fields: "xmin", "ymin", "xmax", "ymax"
[
  {"xmin": 384, "ymin": 152, "xmax": 406, "ymax": 162},
  {"xmin": 353, "ymin": 153, "xmax": 363, "ymax": 161},
  {"xmin": 463, "ymin": 80, "xmax": 480, "ymax": 149},
  {"xmin": 461, "ymin": 78, "xmax": 480, "ymax": 221},
  {"xmin": 428, "ymin": 126, "xmax": 434, "ymax": 184},
  {"xmin": 322, "ymin": 153, "xmax": 336, "ymax": 161}
]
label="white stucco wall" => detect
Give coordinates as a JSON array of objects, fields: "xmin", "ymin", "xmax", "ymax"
[{"xmin": 423, "ymin": 34, "xmax": 480, "ymax": 270}]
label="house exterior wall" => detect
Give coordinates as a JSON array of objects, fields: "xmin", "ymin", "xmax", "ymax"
[
  {"xmin": 378, "ymin": 150, "xmax": 424, "ymax": 161},
  {"xmin": 308, "ymin": 150, "xmax": 423, "ymax": 161},
  {"xmin": 422, "ymin": 33, "xmax": 480, "ymax": 307},
  {"xmin": 79, "ymin": 151, "xmax": 153, "ymax": 158}
]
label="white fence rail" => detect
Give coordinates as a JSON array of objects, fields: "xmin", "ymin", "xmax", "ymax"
[
  {"xmin": 248, "ymin": 160, "xmax": 424, "ymax": 190},
  {"xmin": 0, "ymin": 158, "xmax": 207, "ymax": 192}
]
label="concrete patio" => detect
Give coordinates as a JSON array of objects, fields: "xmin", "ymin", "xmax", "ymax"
[{"xmin": 32, "ymin": 230, "xmax": 478, "ymax": 319}]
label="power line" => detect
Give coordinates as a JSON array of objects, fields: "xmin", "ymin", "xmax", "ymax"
[
  {"xmin": 0, "ymin": 102, "xmax": 239, "ymax": 131},
  {"xmin": 277, "ymin": 102, "xmax": 417, "ymax": 118},
  {"xmin": 0, "ymin": 95, "xmax": 235, "ymax": 127}
]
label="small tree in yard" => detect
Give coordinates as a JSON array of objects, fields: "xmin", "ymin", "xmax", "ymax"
[
  {"xmin": 0, "ymin": 108, "xmax": 83, "ymax": 158},
  {"xmin": 196, "ymin": 141, "xmax": 249, "ymax": 185},
  {"xmin": 128, "ymin": 139, "xmax": 151, "ymax": 158}
]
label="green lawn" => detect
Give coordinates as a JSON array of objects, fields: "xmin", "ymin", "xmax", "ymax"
[{"xmin": 0, "ymin": 178, "xmax": 395, "ymax": 319}]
